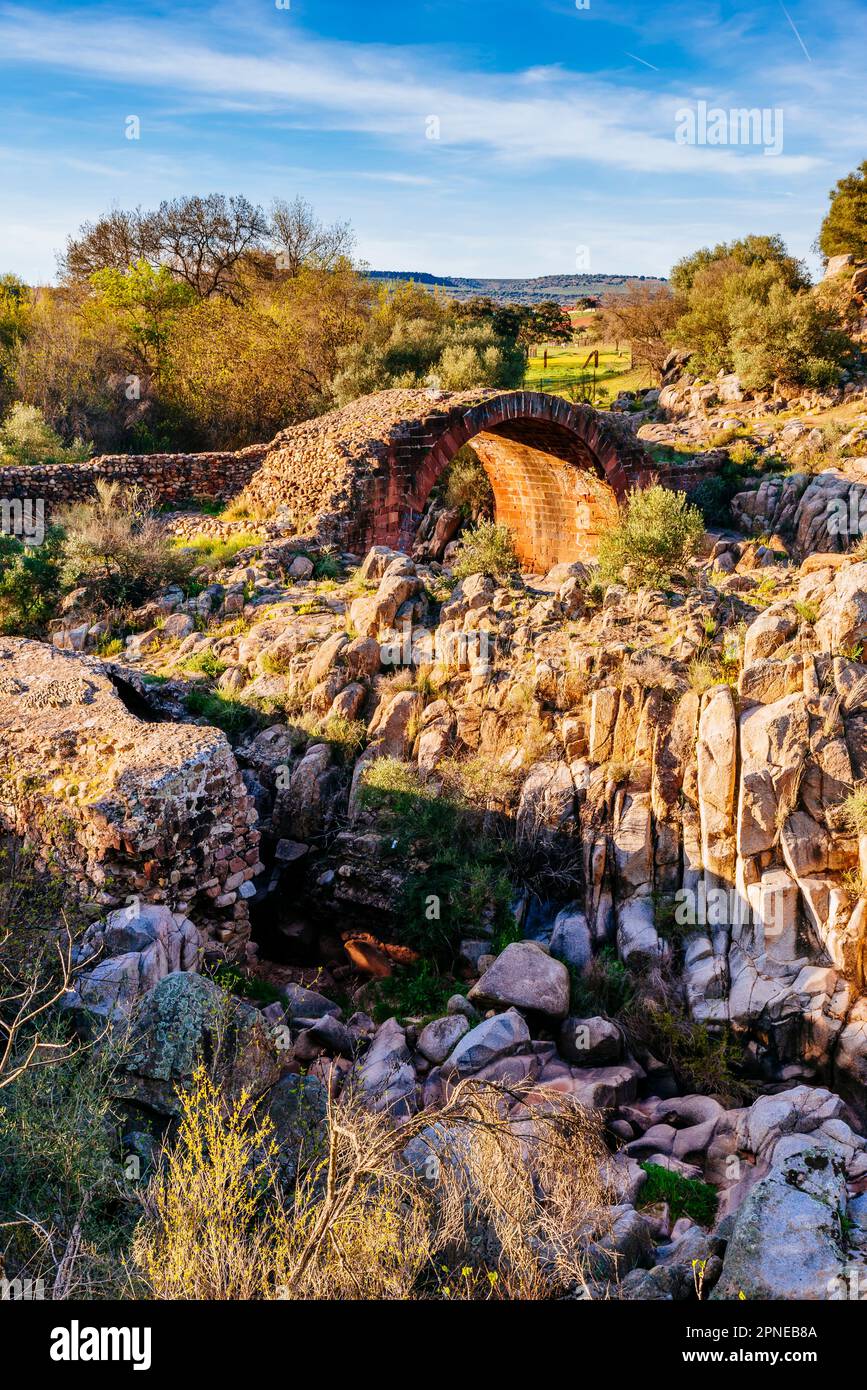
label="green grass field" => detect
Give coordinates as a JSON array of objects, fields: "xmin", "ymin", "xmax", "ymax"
[{"xmin": 522, "ymin": 341, "xmax": 653, "ymax": 404}]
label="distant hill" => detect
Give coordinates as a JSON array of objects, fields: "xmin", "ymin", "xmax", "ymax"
[{"xmin": 365, "ymin": 270, "xmax": 668, "ymax": 306}]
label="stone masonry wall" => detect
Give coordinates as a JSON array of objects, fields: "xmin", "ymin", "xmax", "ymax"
[
  {"xmin": 0, "ymin": 639, "xmax": 262, "ymax": 950},
  {"xmin": 0, "ymin": 388, "xmax": 716, "ymax": 566},
  {"xmin": 0, "ymin": 442, "xmax": 268, "ymax": 516}
]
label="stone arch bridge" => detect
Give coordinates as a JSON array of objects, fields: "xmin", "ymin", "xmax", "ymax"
[
  {"xmin": 3, "ymin": 388, "xmax": 695, "ymax": 571},
  {"xmin": 237, "ymin": 388, "xmax": 658, "ymax": 570}
]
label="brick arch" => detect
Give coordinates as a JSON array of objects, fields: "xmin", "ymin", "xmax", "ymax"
[
  {"xmin": 401, "ymin": 392, "xmax": 647, "ymax": 569},
  {"xmin": 237, "ymin": 387, "xmax": 655, "ymax": 568}
]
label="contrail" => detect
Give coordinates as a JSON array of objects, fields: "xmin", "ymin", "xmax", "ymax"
[
  {"xmin": 624, "ymin": 51, "xmax": 660, "ymax": 71},
  {"xmin": 779, "ymin": 1, "xmax": 811, "ymax": 61}
]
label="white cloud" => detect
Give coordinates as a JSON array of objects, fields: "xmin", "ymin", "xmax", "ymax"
[{"xmin": 0, "ymin": 3, "xmax": 838, "ymax": 177}]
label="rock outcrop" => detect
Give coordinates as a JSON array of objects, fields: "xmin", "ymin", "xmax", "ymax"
[{"xmin": 0, "ymin": 638, "xmax": 261, "ymax": 948}]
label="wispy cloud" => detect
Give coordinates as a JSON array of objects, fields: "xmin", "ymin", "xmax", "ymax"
[{"xmin": 0, "ymin": 3, "xmax": 831, "ymax": 177}]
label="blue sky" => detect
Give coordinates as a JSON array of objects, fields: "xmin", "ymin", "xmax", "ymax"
[{"xmin": 1, "ymin": 0, "xmax": 865, "ymax": 283}]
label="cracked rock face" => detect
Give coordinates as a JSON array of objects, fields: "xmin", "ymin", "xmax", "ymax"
[{"xmin": 0, "ymin": 638, "xmax": 260, "ymax": 943}]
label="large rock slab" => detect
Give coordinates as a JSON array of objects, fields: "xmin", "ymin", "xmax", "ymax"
[
  {"xmin": 548, "ymin": 904, "xmax": 592, "ymax": 971},
  {"xmin": 468, "ymin": 940, "xmax": 570, "ymax": 1019},
  {"xmin": 616, "ymin": 896, "xmax": 665, "ymax": 967},
  {"xmin": 0, "ymin": 638, "xmax": 259, "ymax": 936},
  {"xmin": 712, "ymin": 1149, "xmax": 848, "ymax": 1300},
  {"xmin": 69, "ymin": 902, "xmax": 203, "ymax": 1021},
  {"xmin": 444, "ymin": 1007, "xmax": 530, "ymax": 1076},
  {"xmin": 742, "ymin": 602, "xmax": 798, "ymax": 668},
  {"xmin": 697, "ymin": 685, "xmax": 737, "ymax": 887},
  {"xmin": 354, "ymin": 1016, "xmax": 417, "ymax": 1115},
  {"xmin": 817, "ymin": 561, "xmax": 867, "ymax": 653},
  {"xmin": 612, "ymin": 790, "xmax": 654, "ymax": 892},
  {"xmin": 557, "ymin": 1014, "xmax": 623, "ymax": 1065},
  {"xmin": 516, "ymin": 761, "xmax": 575, "ymax": 839},
  {"xmin": 737, "ymin": 693, "xmax": 810, "ymax": 857},
  {"xmin": 416, "ymin": 1013, "xmax": 469, "ymax": 1065}
]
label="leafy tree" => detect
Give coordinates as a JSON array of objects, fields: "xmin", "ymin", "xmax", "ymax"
[
  {"xmin": 444, "ymin": 446, "xmax": 494, "ymax": 519},
  {"xmin": 62, "ymin": 194, "xmax": 271, "ymax": 302},
  {"xmin": 89, "ymin": 261, "xmax": 195, "ymax": 379},
  {"xmin": 161, "ymin": 298, "xmax": 323, "ymax": 448},
  {"xmin": 670, "ymin": 233, "xmax": 809, "ymax": 295},
  {"xmin": 161, "ymin": 260, "xmax": 371, "ymax": 446},
  {"xmin": 0, "ymin": 529, "xmax": 63, "ymax": 634},
  {"xmin": 520, "ymin": 299, "xmax": 573, "ymax": 349},
  {"xmin": 0, "ymin": 275, "xmax": 32, "ymax": 414},
  {"xmin": 12, "ymin": 285, "xmax": 126, "ymax": 446},
  {"xmin": 671, "ymin": 257, "xmax": 850, "ymax": 388},
  {"xmin": 0, "ymin": 402, "xmax": 91, "ymax": 466},
  {"xmin": 818, "ymin": 160, "xmax": 867, "ymax": 263},
  {"xmin": 458, "ymin": 297, "xmax": 572, "ymax": 351},
  {"xmin": 13, "ymin": 205, "xmax": 372, "ymax": 451},
  {"xmin": 0, "ymin": 275, "xmax": 31, "ymax": 355},
  {"xmin": 451, "ymin": 521, "xmax": 519, "ymax": 579},
  {"xmin": 453, "ymin": 296, "xmax": 525, "ymax": 342},
  {"xmin": 730, "ymin": 277, "xmax": 849, "ymax": 390},
  {"xmin": 593, "ymin": 282, "xmax": 680, "ymax": 378},
  {"xmin": 331, "ymin": 282, "xmax": 524, "ymax": 403},
  {"xmin": 59, "ymin": 206, "xmax": 147, "ymax": 281}
]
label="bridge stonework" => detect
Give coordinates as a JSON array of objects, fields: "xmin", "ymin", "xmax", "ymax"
[
  {"xmin": 0, "ymin": 388, "xmax": 709, "ymax": 570},
  {"xmin": 237, "ymin": 388, "xmax": 657, "ymax": 569}
]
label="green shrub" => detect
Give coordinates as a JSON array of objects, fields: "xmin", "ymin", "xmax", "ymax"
[
  {"xmin": 597, "ymin": 485, "xmax": 704, "ymax": 589},
  {"xmin": 0, "ymin": 1025, "xmax": 137, "ymax": 1296},
  {"xmin": 727, "ymin": 438, "xmax": 759, "ymax": 467},
  {"xmin": 629, "ymin": 998, "xmax": 750, "ymax": 1104},
  {"xmin": 451, "ymin": 521, "xmax": 519, "ymax": 580},
  {"xmin": 178, "ymin": 531, "xmax": 264, "ymax": 570},
  {"xmin": 305, "ymin": 714, "xmax": 367, "ymax": 763},
  {"xmin": 370, "ymin": 960, "xmax": 466, "ymax": 1023},
  {"xmin": 793, "ymin": 599, "xmax": 818, "ymax": 625},
  {"xmin": 692, "ymin": 475, "xmax": 734, "ymax": 527},
  {"xmin": 209, "ymin": 962, "xmax": 282, "ymax": 1004},
  {"xmin": 638, "ymin": 1162, "xmax": 718, "ymax": 1226},
  {"xmin": 842, "ymin": 787, "xmax": 867, "ymax": 834},
  {"xmin": 313, "ymin": 551, "xmax": 342, "ymax": 580},
  {"xmin": 185, "ymin": 686, "xmax": 256, "ymax": 737},
  {"xmin": 443, "ymin": 446, "xmax": 494, "ymax": 519},
  {"xmin": 359, "ymin": 758, "xmax": 516, "ymax": 962},
  {"xmin": 0, "ymin": 530, "xmax": 63, "ymax": 634},
  {"xmin": 0, "ymin": 402, "xmax": 91, "ymax": 467},
  {"xmin": 58, "ymin": 481, "xmax": 196, "ymax": 611},
  {"xmin": 176, "ymin": 648, "xmax": 228, "ymax": 679},
  {"xmin": 359, "ymin": 758, "xmax": 456, "ymax": 843},
  {"xmin": 569, "ymin": 946, "xmax": 635, "ymax": 1017}
]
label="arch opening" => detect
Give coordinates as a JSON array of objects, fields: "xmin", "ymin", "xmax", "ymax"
[
  {"xmin": 409, "ymin": 408, "xmax": 625, "ymax": 570},
  {"xmin": 470, "ymin": 420, "xmax": 620, "ymax": 570}
]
